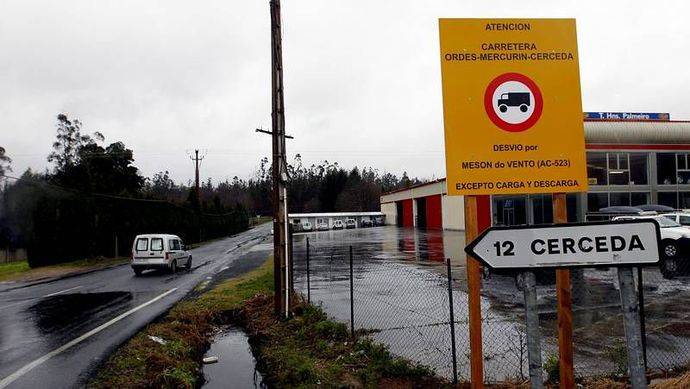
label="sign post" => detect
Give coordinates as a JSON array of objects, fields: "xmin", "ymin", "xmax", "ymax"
[
  {"xmin": 439, "ymin": 18, "xmax": 588, "ymax": 387},
  {"xmin": 466, "ymin": 220, "xmax": 660, "ymax": 388}
]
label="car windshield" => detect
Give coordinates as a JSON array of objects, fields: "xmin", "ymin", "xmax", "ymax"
[{"xmin": 655, "ymin": 216, "xmax": 681, "ymax": 228}]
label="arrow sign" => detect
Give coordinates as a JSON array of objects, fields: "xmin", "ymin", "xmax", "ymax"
[{"xmin": 465, "ymin": 220, "xmax": 661, "ymax": 269}]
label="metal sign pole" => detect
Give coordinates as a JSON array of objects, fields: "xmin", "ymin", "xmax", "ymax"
[
  {"xmin": 617, "ymin": 266, "xmax": 647, "ymax": 388},
  {"xmin": 522, "ymin": 271, "xmax": 544, "ymax": 389}
]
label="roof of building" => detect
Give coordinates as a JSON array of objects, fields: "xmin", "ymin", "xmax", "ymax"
[
  {"xmin": 585, "ymin": 120, "xmax": 690, "ymax": 145},
  {"xmin": 288, "ymin": 212, "xmax": 384, "ymax": 218}
]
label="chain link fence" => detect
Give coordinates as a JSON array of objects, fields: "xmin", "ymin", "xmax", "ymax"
[{"xmin": 291, "ymin": 227, "xmax": 690, "ymax": 384}]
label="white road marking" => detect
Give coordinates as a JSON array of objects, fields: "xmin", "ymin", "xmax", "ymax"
[
  {"xmin": 0, "ymin": 287, "xmax": 178, "ymax": 388},
  {"xmin": 43, "ymin": 285, "xmax": 83, "ymax": 297},
  {"xmin": 0, "ymin": 286, "xmax": 85, "ymax": 310},
  {"xmin": 215, "ymin": 266, "xmax": 229, "ymax": 274}
]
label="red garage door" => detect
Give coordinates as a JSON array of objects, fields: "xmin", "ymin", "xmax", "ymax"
[
  {"xmin": 425, "ymin": 195, "xmax": 443, "ymax": 230},
  {"xmin": 401, "ymin": 199, "xmax": 414, "ymax": 227}
]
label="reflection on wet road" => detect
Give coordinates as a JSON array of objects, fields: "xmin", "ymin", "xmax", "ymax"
[
  {"xmin": 0, "ymin": 224, "xmax": 271, "ymax": 389},
  {"xmin": 292, "ymin": 226, "xmax": 690, "ymax": 380}
]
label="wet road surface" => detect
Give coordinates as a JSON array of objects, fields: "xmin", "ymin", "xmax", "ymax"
[
  {"xmin": 292, "ymin": 226, "xmax": 690, "ymax": 380},
  {"xmin": 0, "ymin": 223, "xmax": 271, "ymax": 389}
]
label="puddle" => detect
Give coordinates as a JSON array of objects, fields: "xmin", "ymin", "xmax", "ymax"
[
  {"xmin": 202, "ymin": 326, "xmax": 265, "ymax": 389},
  {"xmin": 27, "ymin": 292, "xmax": 132, "ymax": 334}
]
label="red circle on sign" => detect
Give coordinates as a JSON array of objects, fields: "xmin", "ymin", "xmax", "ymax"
[{"xmin": 484, "ymin": 73, "xmax": 543, "ymax": 133}]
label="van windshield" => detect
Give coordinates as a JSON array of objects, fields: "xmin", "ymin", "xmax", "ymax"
[
  {"xmin": 151, "ymin": 238, "xmax": 164, "ymax": 251},
  {"xmin": 135, "ymin": 238, "xmax": 148, "ymax": 251}
]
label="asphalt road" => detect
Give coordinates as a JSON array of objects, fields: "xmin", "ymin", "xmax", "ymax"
[{"xmin": 0, "ymin": 223, "xmax": 272, "ymax": 389}]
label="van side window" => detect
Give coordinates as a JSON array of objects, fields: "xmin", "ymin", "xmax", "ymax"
[
  {"xmin": 151, "ymin": 238, "xmax": 164, "ymax": 251},
  {"xmin": 135, "ymin": 238, "xmax": 148, "ymax": 251},
  {"xmin": 680, "ymin": 216, "xmax": 690, "ymax": 225},
  {"xmin": 169, "ymin": 239, "xmax": 179, "ymax": 250}
]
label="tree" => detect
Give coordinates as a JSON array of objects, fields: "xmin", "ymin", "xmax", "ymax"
[
  {"xmin": 47, "ymin": 114, "xmax": 144, "ymax": 195},
  {"xmin": 0, "ymin": 146, "xmax": 10, "ymax": 176},
  {"xmin": 48, "ymin": 113, "xmax": 103, "ymax": 173}
]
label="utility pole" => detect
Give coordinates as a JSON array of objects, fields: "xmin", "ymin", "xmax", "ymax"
[
  {"xmin": 270, "ymin": 0, "xmax": 290, "ymax": 318},
  {"xmin": 190, "ymin": 149, "xmax": 204, "ymax": 200}
]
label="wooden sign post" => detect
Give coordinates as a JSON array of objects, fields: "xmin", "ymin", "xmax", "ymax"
[
  {"xmin": 553, "ymin": 193, "xmax": 574, "ymax": 388},
  {"xmin": 464, "ymin": 195, "xmax": 491, "ymax": 388}
]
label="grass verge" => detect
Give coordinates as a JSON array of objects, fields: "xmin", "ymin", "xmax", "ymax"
[
  {"xmin": 89, "ymin": 257, "xmax": 450, "ymax": 388},
  {"xmin": 0, "ymin": 257, "xmax": 128, "ymax": 283}
]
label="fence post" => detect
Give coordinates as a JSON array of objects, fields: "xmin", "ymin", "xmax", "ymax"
[
  {"xmin": 522, "ymin": 271, "xmax": 544, "ymax": 389},
  {"xmin": 446, "ymin": 258, "xmax": 458, "ymax": 385},
  {"xmin": 349, "ymin": 245, "xmax": 354, "ymax": 337},
  {"xmin": 637, "ymin": 266, "xmax": 647, "ymax": 370},
  {"xmin": 618, "ymin": 266, "xmax": 647, "ymax": 388},
  {"xmin": 306, "ymin": 237, "xmax": 311, "ymax": 304}
]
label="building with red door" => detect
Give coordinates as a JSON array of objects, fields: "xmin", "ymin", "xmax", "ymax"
[{"xmin": 380, "ymin": 117, "xmax": 690, "ymax": 230}]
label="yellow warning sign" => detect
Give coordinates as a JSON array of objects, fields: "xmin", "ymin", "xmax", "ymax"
[{"xmin": 439, "ymin": 19, "xmax": 588, "ymax": 196}]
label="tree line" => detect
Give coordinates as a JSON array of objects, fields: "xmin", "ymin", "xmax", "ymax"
[{"xmin": 0, "ymin": 114, "xmax": 425, "ymax": 266}]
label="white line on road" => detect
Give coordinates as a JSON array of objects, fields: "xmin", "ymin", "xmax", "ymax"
[
  {"xmin": 0, "ymin": 285, "xmax": 85, "ymax": 310},
  {"xmin": 0, "ymin": 287, "xmax": 178, "ymax": 388},
  {"xmin": 43, "ymin": 285, "xmax": 83, "ymax": 297}
]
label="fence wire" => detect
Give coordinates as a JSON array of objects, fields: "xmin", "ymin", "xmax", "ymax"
[{"xmin": 291, "ymin": 227, "xmax": 690, "ymax": 383}]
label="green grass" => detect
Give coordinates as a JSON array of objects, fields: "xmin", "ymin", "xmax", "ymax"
[
  {"xmin": 0, "ymin": 257, "xmax": 128, "ymax": 283},
  {"xmin": 0, "ymin": 261, "xmax": 31, "ymax": 282}
]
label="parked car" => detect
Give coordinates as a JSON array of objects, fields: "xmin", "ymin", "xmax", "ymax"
[
  {"xmin": 316, "ymin": 222, "xmax": 329, "ymax": 231},
  {"xmin": 360, "ymin": 219, "xmax": 373, "ymax": 228},
  {"xmin": 302, "ymin": 221, "xmax": 313, "ymax": 232},
  {"xmin": 613, "ymin": 215, "xmax": 690, "ymax": 279},
  {"xmin": 333, "ymin": 220, "xmax": 345, "ymax": 230},
  {"xmin": 373, "ymin": 216, "xmax": 385, "ymax": 226},
  {"xmin": 663, "ymin": 212, "xmax": 690, "ymax": 228},
  {"xmin": 345, "ymin": 218, "xmax": 356, "ymax": 229},
  {"xmin": 131, "ymin": 234, "xmax": 191, "ymax": 276}
]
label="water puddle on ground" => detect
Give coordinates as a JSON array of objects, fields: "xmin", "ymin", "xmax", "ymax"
[{"xmin": 202, "ymin": 326, "xmax": 265, "ymax": 389}]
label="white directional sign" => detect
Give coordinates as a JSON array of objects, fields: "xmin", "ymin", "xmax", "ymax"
[{"xmin": 465, "ymin": 220, "xmax": 661, "ymax": 269}]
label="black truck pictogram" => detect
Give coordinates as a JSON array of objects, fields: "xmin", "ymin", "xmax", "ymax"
[{"xmin": 497, "ymin": 92, "xmax": 530, "ymax": 113}]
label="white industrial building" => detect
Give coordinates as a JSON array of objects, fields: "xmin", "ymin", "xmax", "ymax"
[{"xmin": 288, "ymin": 212, "xmax": 384, "ymax": 230}]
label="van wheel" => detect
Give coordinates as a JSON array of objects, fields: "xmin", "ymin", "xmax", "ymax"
[
  {"xmin": 133, "ymin": 268, "xmax": 143, "ymax": 277},
  {"xmin": 520, "ymin": 104, "xmax": 528, "ymax": 112},
  {"xmin": 186, "ymin": 256, "xmax": 192, "ymax": 270},
  {"xmin": 170, "ymin": 260, "xmax": 177, "ymax": 274},
  {"xmin": 499, "ymin": 104, "xmax": 508, "ymax": 113}
]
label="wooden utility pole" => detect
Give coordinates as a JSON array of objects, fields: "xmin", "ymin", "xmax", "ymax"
[
  {"xmin": 270, "ymin": 0, "xmax": 290, "ymax": 317},
  {"xmin": 190, "ymin": 149, "xmax": 204, "ymax": 200}
]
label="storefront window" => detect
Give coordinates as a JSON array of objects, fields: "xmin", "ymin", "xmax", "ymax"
[
  {"xmin": 608, "ymin": 153, "xmax": 630, "ymax": 185},
  {"xmin": 680, "ymin": 192, "xmax": 690, "ymax": 209},
  {"xmin": 587, "ymin": 193, "xmax": 608, "ymax": 212},
  {"xmin": 609, "ymin": 192, "xmax": 630, "ymax": 207},
  {"xmin": 493, "ymin": 196, "xmax": 527, "ymax": 226},
  {"xmin": 657, "ymin": 153, "xmax": 677, "ymax": 184},
  {"xmin": 629, "ymin": 153, "xmax": 648, "ymax": 185},
  {"xmin": 658, "ymin": 192, "xmax": 678, "ymax": 208},
  {"xmin": 586, "ymin": 152, "xmax": 607, "ymax": 185},
  {"xmin": 678, "ymin": 154, "xmax": 690, "ymax": 185},
  {"xmin": 631, "ymin": 192, "xmax": 649, "ymax": 206}
]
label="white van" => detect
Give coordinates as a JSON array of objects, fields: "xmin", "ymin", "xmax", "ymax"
[{"xmin": 131, "ymin": 234, "xmax": 192, "ymax": 276}]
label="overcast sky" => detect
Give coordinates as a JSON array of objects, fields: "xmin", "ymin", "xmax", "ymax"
[{"xmin": 2, "ymin": 0, "xmax": 689, "ymax": 184}]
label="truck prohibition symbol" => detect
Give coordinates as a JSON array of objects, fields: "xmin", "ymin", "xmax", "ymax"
[{"xmin": 498, "ymin": 92, "xmax": 531, "ymax": 113}]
